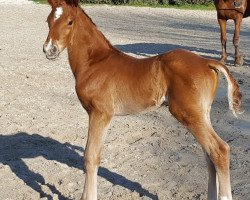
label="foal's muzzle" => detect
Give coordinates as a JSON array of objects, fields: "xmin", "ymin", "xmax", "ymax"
[{"xmin": 43, "ymin": 42, "xmax": 60, "ymax": 60}]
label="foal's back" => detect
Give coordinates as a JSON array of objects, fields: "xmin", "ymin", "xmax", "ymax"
[
  {"xmin": 77, "ymin": 49, "xmax": 218, "ymax": 116},
  {"xmin": 100, "ymin": 49, "xmax": 218, "ymax": 116}
]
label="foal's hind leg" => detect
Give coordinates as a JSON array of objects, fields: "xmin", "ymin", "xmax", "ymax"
[
  {"xmin": 168, "ymin": 100, "xmax": 232, "ymax": 200},
  {"xmin": 233, "ymin": 17, "xmax": 243, "ymax": 66},
  {"xmin": 205, "ymin": 151, "xmax": 219, "ymax": 199},
  {"xmin": 189, "ymin": 123, "xmax": 232, "ymax": 200}
]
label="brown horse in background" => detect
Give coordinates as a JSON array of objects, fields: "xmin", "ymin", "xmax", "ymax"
[
  {"xmin": 43, "ymin": 0, "xmax": 242, "ymax": 200},
  {"xmin": 214, "ymin": 0, "xmax": 250, "ymax": 66}
]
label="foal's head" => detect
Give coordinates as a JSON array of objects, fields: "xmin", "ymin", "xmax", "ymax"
[{"xmin": 43, "ymin": 0, "xmax": 79, "ymax": 60}]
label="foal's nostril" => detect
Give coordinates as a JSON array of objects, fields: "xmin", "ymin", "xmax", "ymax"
[
  {"xmin": 50, "ymin": 45, "xmax": 58, "ymax": 54},
  {"xmin": 52, "ymin": 46, "xmax": 57, "ymax": 53},
  {"xmin": 43, "ymin": 42, "xmax": 60, "ymax": 59}
]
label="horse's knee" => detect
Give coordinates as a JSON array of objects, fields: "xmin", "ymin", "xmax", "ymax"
[{"xmin": 233, "ymin": 37, "xmax": 240, "ymax": 47}]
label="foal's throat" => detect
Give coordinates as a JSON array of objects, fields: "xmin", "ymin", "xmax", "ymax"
[{"xmin": 68, "ymin": 8, "xmax": 115, "ymax": 65}]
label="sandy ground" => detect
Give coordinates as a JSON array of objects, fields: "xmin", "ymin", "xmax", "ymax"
[{"xmin": 0, "ymin": 1, "xmax": 249, "ymax": 200}]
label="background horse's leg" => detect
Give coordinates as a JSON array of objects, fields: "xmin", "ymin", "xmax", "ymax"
[
  {"xmin": 205, "ymin": 152, "xmax": 219, "ymax": 200},
  {"xmin": 81, "ymin": 110, "xmax": 112, "ymax": 200},
  {"xmin": 218, "ymin": 18, "xmax": 228, "ymax": 63},
  {"xmin": 233, "ymin": 16, "xmax": 244, "ymax": 66}
]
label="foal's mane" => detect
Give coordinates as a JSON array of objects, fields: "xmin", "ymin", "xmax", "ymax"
[{"xmin": 79, "ymin": 7, "xmax": 118, "ymax": 52}]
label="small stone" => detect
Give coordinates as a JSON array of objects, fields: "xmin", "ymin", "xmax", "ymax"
[
  {"xmin": 53, "ymin": 194, "xmax": 59, "ymax": 200},
  {"xmin": 238, "ymin": 79, "xmax": 244, "ymax": 85}
]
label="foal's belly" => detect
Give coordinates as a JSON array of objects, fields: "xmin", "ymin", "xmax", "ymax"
[{"xmin": 114, "ymin": 94, "xmax": 166, "ymax": 116}]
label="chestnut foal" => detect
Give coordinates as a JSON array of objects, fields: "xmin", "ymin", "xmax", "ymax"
[
  {"xmin": 214, "ymin": 0, "xmax": 250, "ymax": 66},
  {"xmin": 43, "ymin": 1, "xmax": 242, "ymax": 200}
]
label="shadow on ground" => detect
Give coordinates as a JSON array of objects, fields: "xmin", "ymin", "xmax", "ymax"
[
  {"xmin": 0, "ymin": 132, "xmax": 158, "ymax": 200},
  {"xmin": 115, "ymin": 42, "xmax": 222, "ymax": 59},
  {"xmin": 114, "ymin": 42, "xmax": 247, "ymax": 66}
]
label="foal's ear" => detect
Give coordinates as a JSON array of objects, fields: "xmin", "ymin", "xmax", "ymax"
[
  {"xmin": 47, "ymin": 0, "xmax": 59, "ymax": 7},
  {"xmin": 65, "ymin": 0, "xmax": 79, "ymax": 7},
  {"xmin": 47, "ymin": 0, "xmax": 62, "ymax": 7},
  {"xmin": 47, "ymin": 0, "xmax": 79, "ymax": 7}
]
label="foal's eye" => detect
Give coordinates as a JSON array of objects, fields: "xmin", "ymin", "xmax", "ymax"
[{"xmin": 68, "ymin": 20, "xmax": 73, "ymax": 26}]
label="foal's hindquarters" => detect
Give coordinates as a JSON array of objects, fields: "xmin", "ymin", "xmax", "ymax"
[
  {"xmin": 162, "ymin": 51, "xmax": 237, "ymax": 200},
  {"xmin": 79, "ymin": 50, "xmax": 241, "ymax": 200}
]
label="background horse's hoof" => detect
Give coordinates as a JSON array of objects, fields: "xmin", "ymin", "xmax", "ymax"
[
  {"xmin": 235, "ymin": 56, "xmax": 244, "ymax": 67},
  {"xmin": 220, "ymin": 56, "xmax": 227, "ymax": 65}
]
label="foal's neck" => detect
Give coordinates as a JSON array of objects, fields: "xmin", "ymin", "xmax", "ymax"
[{"xmin": 67, "ymin": 7, "xmax": 117, "ymax": 76}]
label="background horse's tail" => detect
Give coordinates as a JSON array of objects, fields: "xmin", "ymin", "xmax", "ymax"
[{"xmin": 209, "ymin": 61, "xmax": 243, "ymax": 117}]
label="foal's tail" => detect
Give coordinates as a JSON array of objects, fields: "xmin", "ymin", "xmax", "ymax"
[{"xmin": 209, "ymin": 61, "xmax": 243, "ymax": 118}]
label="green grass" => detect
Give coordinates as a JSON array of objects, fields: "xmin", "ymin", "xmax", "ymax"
[
  {"xmin": 32, "ymin": 0, "xmax": 47, "ymax": 3},
  {"xmin": 31, "ymin": 0, "xmax": 215, "ymax": 10},
  {"xmin": 122, "ymin": 2, "xmax": 215, "ymax": 10}
]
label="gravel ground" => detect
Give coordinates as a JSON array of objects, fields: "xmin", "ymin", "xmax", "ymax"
[
  {"xmin": 0, "ymin": 0, "xmax": 32, "ymax": 4},
  {"xmin": 0, "ymin": 1, "xmax": 249, "ymax": 200}
]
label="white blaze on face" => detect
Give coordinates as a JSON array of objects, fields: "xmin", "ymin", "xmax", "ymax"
[
  {"xmin": 54, "ymin": 7, "xmax": 63, "ymax": 21},
  {"xmin": 221, "ymin": 197, "xmax": 228, "ymax": 200},
  {"xmin": 44, "ymin": 39, "xmax": 52, "ymax": 52}
]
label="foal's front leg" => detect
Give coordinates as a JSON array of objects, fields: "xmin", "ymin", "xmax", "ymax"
[{"xmin": 81, "ymin": 109, "xmax": 112, "ymax": 200}]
